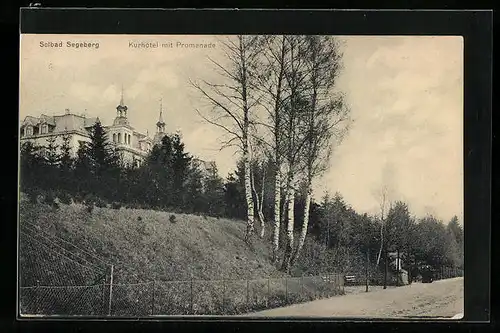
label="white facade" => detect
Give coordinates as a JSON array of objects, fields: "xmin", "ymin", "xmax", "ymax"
[
  {"xmin": 20, "ymin": 93, "xmax": 215, "ymax": 171},
  {"xmin": 20, "ymin": 95, "xmax": 154, "ymax": 167}
]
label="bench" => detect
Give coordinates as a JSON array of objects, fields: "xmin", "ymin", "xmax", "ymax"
[{"xmin": 344, "ymin": 275, "xmax": 356, "ymax": 284}]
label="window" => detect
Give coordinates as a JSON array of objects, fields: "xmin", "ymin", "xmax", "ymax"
[
  {"xmin": 118, "ymin": 133, "xmax": 122, "ymax": 143},
  {"xmin": 25, "ymin": 126, "xmax": 33, "ymax": 136},
  {"xmin": 128, "ymin": 134, "xmax": 131, "ymax": 145},
  {"xmin": 113, "ymin": 133, "xmax": 116, "ymax": 143},
  {"xmin": 41, "ymin": 124, "xmax": 48, "ymax": 134}
]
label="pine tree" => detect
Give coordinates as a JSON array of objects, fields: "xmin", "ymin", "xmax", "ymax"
[
  {"xmin": 87, "ymin": 120, "xmax": 118, "ymax": 176},
  {"xmin": 203, "ymin": 164, "xmax": 226, "ymax": 217},
  {"xmin": 58, "ymin": 131, "xmax": 74, "ymax": 192},
  {"xmin": 44, "ymin": 135, "xmax": 59, "ymax": 167},
  {"xmin": 20, "ymin": 141, "xmax": 44, "ymax": 192},
  {"xmin": 86, "ymin": 120, "xmax": 121, "ymax": 200},
  {"xmin": 183, "ymin": 163, "xmax": 205, "ymax": 213},
  {"xmin": 170, "ymin": 133, "xmax": 193, "ymax": 207}
]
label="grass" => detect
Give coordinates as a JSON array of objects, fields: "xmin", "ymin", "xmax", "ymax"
[{"xmin": 18, "ymin": 192, "xmax": 344, "ymax": 316}]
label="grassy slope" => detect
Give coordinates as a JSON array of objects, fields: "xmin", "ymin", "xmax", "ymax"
[{"xmin": 19, "ymin": 194, "xmax": 288, "ymax": 285}]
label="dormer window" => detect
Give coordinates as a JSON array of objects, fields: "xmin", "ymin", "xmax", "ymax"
[
  {"xmin": 25, "ymin": 126, "xmax": 33, "ymax": 136},
  {"xmin": 41, "ymin": 124, "xmax": 49, "ymax": 134}
]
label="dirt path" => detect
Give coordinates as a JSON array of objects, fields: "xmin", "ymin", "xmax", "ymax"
[{"xmin": 247, "ymin": 277, "xmax": 464, "ymax": 319}]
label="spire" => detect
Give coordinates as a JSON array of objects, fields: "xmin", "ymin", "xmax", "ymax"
[
  {"xmin": 156, "ymin": 97, "xmax": 166, "ymax": 134},
  {"xmin": 116, "ymin": 84, "xmax": 128, "ymax": 118},
  {"xmin": 120, "ymin": 84, "xmax": 124, "ymax": 106},
  {"xmin": 158, "ymin": 97, "xmax": 164, "ymax": 124}
]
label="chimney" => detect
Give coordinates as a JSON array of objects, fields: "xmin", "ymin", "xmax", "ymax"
[{"xmin": 65, "ymin": 108, "xmax": 70, "ymax": 114}]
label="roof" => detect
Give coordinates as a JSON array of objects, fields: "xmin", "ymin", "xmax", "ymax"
[
  {"xmin": 22, "ymin": 113, "xmax": 94, "ymax": 133},
  {"xmin": 39, "ymin": 114, "xmax": 56, "ymax": 126},
  {"xmin": 84, "ymin": 117, "xmax": 98, "ymax": 128}
]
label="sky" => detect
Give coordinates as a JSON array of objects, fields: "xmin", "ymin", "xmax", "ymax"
[{"xmin": 19, "ymin": 34, "xmax": 463, "ymax": 222}]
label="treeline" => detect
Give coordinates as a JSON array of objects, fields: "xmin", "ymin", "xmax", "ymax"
[
  {"xmin": 20, "ymin": 121, "xmax": 223, "ymax": 215},
  {"xmin": 20, "ymin": 119, "xmax": 464, "ymax": 277}
]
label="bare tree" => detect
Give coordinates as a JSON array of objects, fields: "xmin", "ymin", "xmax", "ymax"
[
  {"xmin": 250, "ymin": 35, "xmax": 289, "ymax": 261},
  {"xmin": 249, "ymin": 138, "xmax": 267, "ymax": 239},
  {"xmin": 374, "ymin": 162, "xmax": 396, "ymax": 266},
  {"xmin": 376, "ymin": 186, "xmax": 389, "ymax": 266},
  {"xmin": 291, "ymin": 36, "xmax": 350, "ymax": 265},
  {"xmin": 279, "ymin": 36, "xmax": 312, "ymax": 273},
  {"xmin": 190, "ymin": 35, "xmax": 263, "ymax": 243}
]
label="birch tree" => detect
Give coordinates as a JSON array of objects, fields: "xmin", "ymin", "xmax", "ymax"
[
  {"xmin": 376, "ymin": 186, "xmax": 389, "ymax": 266},
  {"xmin": 279, "ymin": 36, "xmax": 312, "ymax": 273},
  {"xmin": 251, "ymin": 35, "xmax": 289, "ymax": 260},
  {"xmin": 249, "ymin": 138, "xmax": 268, "ymax": 239},
  {"xmin": 190, "ymin": 35, "xmax": 262, "ymax": 242},
  {"xmin": 291, "ymin": 36, "xmax": 349, "ymax": 265}
]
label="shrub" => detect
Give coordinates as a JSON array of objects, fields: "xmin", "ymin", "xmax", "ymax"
[
  {"xmin": 72, "ymin": 192, "xmax": 84, "ymax": 204},
  {"xmin": 111, "ymin": 202, "xmax": 122, "ymax": 210},
  {"xmin": 43, "ymin": 191, "xmax": 56, "ymax": 206},
  {"xmin": 26, "ymin": 188, "xmax": 40, "ymax": 204},
  {"xmin": 84, "ymin": 194, "xmax": 95, "ymax": 213},
  {"xmin": 57, "ymin": 191, "xmax": 72, "ymax": 205},
  {"xmin": 94, "ymin": 197, "xmax": 107, "ymax": 208},
  {"xmin": 85, "ymin": 202, "xmax": 94, "ymax": 214},
  {"xmin": 169, "ymin": 215, "xmax": 177, "ymax": 223}
]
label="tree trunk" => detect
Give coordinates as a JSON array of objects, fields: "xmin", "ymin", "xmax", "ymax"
[
  {"xmin": 272, "ymin": 167, "xmax": 281, "ymax": 262},
  {"xmin": 376, "ymin": 222, "xmax": 384, "ymax": 266},
  {"xmin": 281, "ymin": 178, "xmax": 295, "ymax": 273},
  {"xmin": 243, "ymin": 144, "xmax": 255, "ymax": 242},
  {"xmin": 291, "ymin": 182, "xmax": 312, "ymax": 264},
  {"xmin": 258, "ymin": 164, "xmax": 266, "ymax": 239},
  {"xmin": 250, "ymin": 165, "xmax": 265, "ymax": 239}
]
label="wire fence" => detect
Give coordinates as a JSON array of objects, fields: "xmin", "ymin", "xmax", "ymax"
[
  {"xmin": 433, "ymin": 266, "xmax": 464, "ymax": 281},
  {"xmin": 20, "ymin": 273, "xmax": 345, "ymax": 316},
  {"xmin": 18, "ymin": 219, "xmax": 463, "ymax": 317}
]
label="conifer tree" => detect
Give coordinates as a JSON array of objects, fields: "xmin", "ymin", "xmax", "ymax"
[
  {"xmin": 73, "ymin": 141, "xmax": 91, "ymax": 194},
  {"xmin": 58, "ymin": 131, "xmax": 74, "ymax": 192},
  {"xmin": 20, "ymin": 141, "xmax": 44, "ymax": 192}
]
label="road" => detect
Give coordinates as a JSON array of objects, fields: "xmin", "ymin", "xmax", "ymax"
[{"xmin": 247, "ymin": 277, "xmax": 464, "ymax": 319}]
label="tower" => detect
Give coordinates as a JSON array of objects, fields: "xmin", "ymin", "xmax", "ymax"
[
  {"xmin": 154, "ymin": 97, "xmax": 167, "ymax": 144},
  {"xmin": 113, "ymin": 85, "xmax": 130, "ymax": 126},
  {"xmin": 117, "ymin": 85, "xmax": 128, "ymax": 117},
  {"xmin": 156, "ymin": 98, "xmax": 165, "ymax": 133}
]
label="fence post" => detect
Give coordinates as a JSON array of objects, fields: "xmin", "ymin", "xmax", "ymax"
[
  {"xmin": 301, "ymin": 274, "xmax": 304, "ymax": 296},
  {"xmin": 151, "ymin": 280, "xmax": 155, "ymax": 316},
  {"xmin": 102, "ymin": 273, "xmax": 107, "ymax": 315},
  {"xmin": 246, "ymin": 279, "xmax": 249, "ymax": 308},
  {"xmin": 222, "ymin": 279, "xmax": 226, "ymax": 312},
  {"xmin": 341, "ymin": 273, "xmax": 345, "ymax": 294},
  {"xmin": 107, "ymin": 265, "xmax": 114, "ymax": 316},
  {"xmin": 383, "ymin": 248, "xmax": 388, "ymax": 289},
  {"xmin": 35, "ymin": 282, "xmax": 39, "ymax": 315},
  {"xmin": 190, "ymin": 276, "xmax": 194, "ymax": 315},
  {"xmin": 285, "ymin": 277, "xmax": 288, "ymax": 303},
  {"xmin": 396, "ymin": 249, "xmax": 400, "ymax": 286},
  {"xmin": 267, "ymin": 277, "xmax": 270, "ymax": 307},
  {"xmin": 365, "ymin": 249, "xmax": 369, "ymax": 292}
]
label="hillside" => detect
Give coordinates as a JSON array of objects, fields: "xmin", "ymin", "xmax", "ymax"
[{"xmin": 19, "ymin": 194, "xmax": 288, "ymax": 286}]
